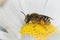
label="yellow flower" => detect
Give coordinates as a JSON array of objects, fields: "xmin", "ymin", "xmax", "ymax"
[{"xmin": 20, "ymin": 22, "xmax": 58, "ymax": 40}]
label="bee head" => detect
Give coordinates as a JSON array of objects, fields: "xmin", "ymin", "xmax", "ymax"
[
  {"xmin": 24, "ymin": 13, "xmax": 40, "ymax": 23},
  {"xmin": 25, "ymin": 14, "xmax": 31, "ymax": 23}
]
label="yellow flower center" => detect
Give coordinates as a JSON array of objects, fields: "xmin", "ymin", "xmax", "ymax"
[{"xmin": 20, "ymin": 22, "xmax": 57, "ymax": 40}]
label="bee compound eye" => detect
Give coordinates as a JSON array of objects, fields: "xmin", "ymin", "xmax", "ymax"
[{"xmin": 25, "ymin": 19, "xmax": 27, "ymax": 22}]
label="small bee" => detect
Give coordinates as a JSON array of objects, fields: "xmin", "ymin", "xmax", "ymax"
[{"xmin": 21, "ymin": 11, "xmax": 53, "ymax": 25}]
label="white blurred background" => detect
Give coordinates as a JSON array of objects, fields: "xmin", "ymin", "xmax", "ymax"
[{"xmin": 0, "ymin": 0, "xmax": 60, "ymax": 40}]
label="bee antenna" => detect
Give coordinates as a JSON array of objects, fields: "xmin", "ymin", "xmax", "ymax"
[{"xmin": 21, "ymin": 11, "xmax": 26, "ymax": 16}]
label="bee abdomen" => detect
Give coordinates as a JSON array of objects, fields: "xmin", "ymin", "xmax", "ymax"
[{"xmin": 41, "ymin": 16, "xmax": 51, "ymax": 24}]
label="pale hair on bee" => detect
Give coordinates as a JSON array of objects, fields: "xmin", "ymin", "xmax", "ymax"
[{"xmin": 21, "ymin": 11, "xmax": 53, "ymax": 25}]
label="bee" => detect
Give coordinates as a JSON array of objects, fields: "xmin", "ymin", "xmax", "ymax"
[
  {"xmin": 21, "ymin": 11, "xmax": 53, "ymax": 25},
  {"xmin": 20, "ymin": 12, "xmax": 57, "ymax": 40}
]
